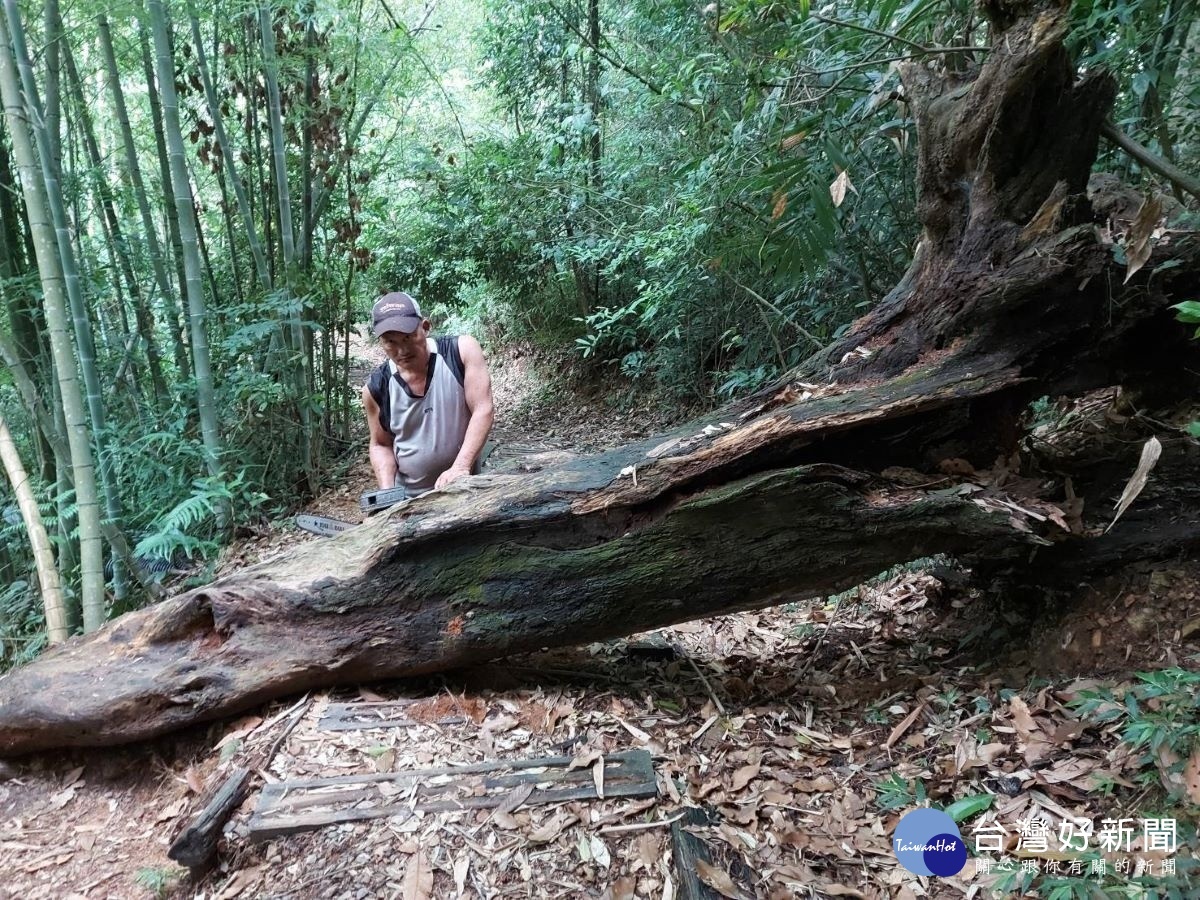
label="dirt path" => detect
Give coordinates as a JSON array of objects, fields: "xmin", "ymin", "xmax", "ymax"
[{"xmin": 1, "ymin": 348, "xmax": 1196, "ymax": 899}]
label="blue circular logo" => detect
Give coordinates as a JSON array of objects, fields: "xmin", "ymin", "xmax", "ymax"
[{"xmin": 892, "ymin": 809, "xmax": 966, "ymax": 877}]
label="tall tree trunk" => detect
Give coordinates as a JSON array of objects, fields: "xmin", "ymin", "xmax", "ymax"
[
  {"xmin": 146, "ymin": 0, "xmax": 226, "ymax": 497},
  {"xmin": 0, "ymin": 410, "xmax": 67, "ymax": 644},
  {"xmin": 187, "ymin": 3, "xmax": 272, "ymax": 292},
  {"xmin": 63, "ymin": 39, "xmax": 168, "ymax": 405},
  {"xmin": 0, "ymin": 123, "xmax": 50, "ymax": 479},
  {"xmin": 0, "ymin": 11, "xmax": 104, "ymax": 631},
  {"xmin": 98, "ymin": 14, "xmax": 181, "ymax": 384},
  {"xmin": 138, "ymin": 11, "xmax": 191, "ymax": 376},
  {"xmin": 301, "ymin": 5, "xmax": 315, "ymax": 274},
  {"xmin": 4, "ymin": 0, "xmax": 129, "ymax": 627},
  {"xmin": 42, "ymin": 0, "xmax": 61, "ymax": 170},
  {"xmin": 585, "ymin": 0, "xmax": 602, "ymax": 307},
  {"xmin": 260, "ymin": 4, "xmax": 315, "ymax": 490}
]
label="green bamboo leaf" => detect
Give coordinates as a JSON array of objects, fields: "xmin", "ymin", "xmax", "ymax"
[
  {"xmin": 944, "ymin": 794, "xmax": 994, "ymax": 823},
  {"xmin": 1171, "ymin": 301, "xmax": 1200, "ymax": 324}
]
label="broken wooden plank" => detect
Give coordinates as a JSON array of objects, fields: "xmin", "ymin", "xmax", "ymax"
[
  {"xmin": 167, "ymin": 767, "xmax": 251, "ymax": 870},
  {"xmin": 168, "ymin": 695, "xmax": 311, "ymax": 871},
  {"xmin": 318, "ymin": 701, "xmax": 466, "ymax": 732},
  {"xmin": 672, "ymin": 807, "xmax": 723, "ymax": 900},
  {"xmin": 247, "ymin": 749, "xmax": 656, "ymax": 841}
]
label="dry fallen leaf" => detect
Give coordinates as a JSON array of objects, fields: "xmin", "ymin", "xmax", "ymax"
[
  {"xmin": 771, "ymin": 190, "xmax": 788, "ymax": 221},
  {"xmin": 1106, "ymin": 437, "xmax": 1162, "ymax": 533},
  {"xmin": 214, "ymin": 716, "xmax": 263, "ymax": 751},
  {"xmin": 497, "ymin": 782, "xmax": 535, "ymax": 814},
  {"xmin": 1184, "ymin": 747, "xmax": 1200, "ymax": 805},
  {"xmin": 568, "ymin": 748, "xmax": 603, "ymax": 772},
  {"xmin": 830, "ymin": 169, "xmax": 854, "ymax": 208},
  {"xmin": 602, "ymin": 876, "xmax": 637, "ymax": 900},
  {"xmin": 634, "ymin": 831, "xmax": 662, "ymax": 868},
  {"xmin": 402, "ymin": 850, "xmax": 433, "ymax": 900},
  {"xmin": 483, "ymin": 712, "xmax": 519, "ymax": 735},
  {"xmin": 730, "ymin": 760, "xmax": 760, "ymax": 792},
  {"xmin": 885, "ymin": 703, "xmax": 926, "ymax": 749},
  {"xmin": 452, "ymin": 854, "xmax": 469, "ymax": 897},
  {"xmin": 590, "ymin": 835, "xmax": 612, "ymax": 868},
  {"xmin": 696, "ymin": 860, "xmax": 745, "ymax": 899},
  {"xmin": 184, "ymin": 767, "xmax": 206, "ymax": 795},
  {"xmin": 593, "ymin": 756, "xmax": 606, "ymax": 799},
  {"xmin": 819, "ymin": 885, "xmax": 868, "ymax": 899},
  {"xmin": 217, "ymin": 866, "xmax": 266, "ymax": 900},
  {"xmin": 492, "ymin": 810, "xmax": 521, "ymax": 830},
  {"xmin": 528, "ymin": 813, "xmax": 578, "ymax": 844},
  {"xmin": 48, "ymin": 787, "xmax": 76, "ymax": 811},
  {"xmin": 1122, "ymin": 194, "xmax": 1163, "ymax": 283}
]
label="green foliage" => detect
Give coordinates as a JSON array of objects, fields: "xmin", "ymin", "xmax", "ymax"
[
  {"xmin": 873, "ymin": 772, "xmax": 926, "ymax": 810},
  {"xmin": 1173, "ymin": 301, "xmax": 1200, "ymax": 337},
  {"xmin": 0, "ymin": 579, "xmax": 47, "ymax": 669},
  {"xmin": 990, "ymin": 857, "xmax": 1198, "ymax": 900},
  {"xmin": 132, "ymin": 472, "xmax": 267, "ymax": 571},
  {"xmin": 1069, "ymin": 667, "xmax": 1200, "ymax": 801},
  {"xmin": 943, "ymin": 793, "xmax": 994, "ymax": 824},
  {"xmin": 134, "ymin": 866, "xmax": 184, "ymax": 899}
]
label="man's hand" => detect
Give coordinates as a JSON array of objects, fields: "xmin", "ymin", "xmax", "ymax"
[{"xmin": 435, "ymin": 464, "xmax": 471, "ymax": 489}]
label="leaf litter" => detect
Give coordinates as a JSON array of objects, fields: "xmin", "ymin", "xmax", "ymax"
[{"xmin": 1, "ymin": 541, "xmax": 1198, "ymax": 897}]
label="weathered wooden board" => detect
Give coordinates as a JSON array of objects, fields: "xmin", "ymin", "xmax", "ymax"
[{"xmin": 247, "ymin": 749, "xmax": 657, "ymax": 841}]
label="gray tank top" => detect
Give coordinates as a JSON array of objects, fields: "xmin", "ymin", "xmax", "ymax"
[{"xmin": 368, "ymin": 336, "xmax": 470, "ymax": 495}]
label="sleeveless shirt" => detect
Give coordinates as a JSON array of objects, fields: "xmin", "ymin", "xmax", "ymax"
[{"xmin": 366, "ymin": 335, "xmax": 470, "ymax": 495}]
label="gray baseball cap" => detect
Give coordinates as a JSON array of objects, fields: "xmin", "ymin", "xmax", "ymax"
[{"xmin": 372, "ymin": 292, "xmax": 424, "ymax": 335}]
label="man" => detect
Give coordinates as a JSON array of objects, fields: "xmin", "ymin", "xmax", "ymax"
[{"xmin": 362, "ymin": 291, "xmax": 495, "ymax": 495}]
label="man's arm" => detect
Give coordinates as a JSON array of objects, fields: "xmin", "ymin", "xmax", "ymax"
[
  {"xmin": 435, "ymin": 335, "xmax": 495, "ymax": 489},
  {"xmin": 362, "ymin": 384, "xmax": 398, "ymax": 489}
]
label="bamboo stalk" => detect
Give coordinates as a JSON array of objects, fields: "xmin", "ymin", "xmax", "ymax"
[
  {"xmin": 146, "ymin": 0, "xmax": 227, "ymax": 511},
  {"xmin": 0, "ymin": 411, "xmax": 67, "ymax": 644},
  {"xmin": 0, "ymin": 3, "xmax": 105, "ymax": 631}
]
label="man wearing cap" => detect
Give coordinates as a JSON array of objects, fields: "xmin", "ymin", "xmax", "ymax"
[{"xmin": 362, "ymin": 292, "xmax": 495, "ymax": 495}]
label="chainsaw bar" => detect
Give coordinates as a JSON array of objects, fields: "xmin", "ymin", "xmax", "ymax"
[
  {"xmin": 296, "ymin": 487, "xmax": 415, "ymax": 537},
  {"xmin": 295, "ymin": 514, "xmax": 356, "ymax": 537}
]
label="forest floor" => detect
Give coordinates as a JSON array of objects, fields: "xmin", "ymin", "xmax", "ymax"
[{"xmin": 0, "ymin": 345, "xmax": 1197, "ymax": 900}]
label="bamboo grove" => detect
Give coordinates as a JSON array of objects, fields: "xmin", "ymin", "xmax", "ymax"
[{"xmin": 0, "ymin": 0, "xmax": 414, "ymax": 654}]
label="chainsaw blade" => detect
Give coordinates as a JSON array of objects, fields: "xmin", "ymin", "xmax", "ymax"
[{"xmin": 295, "ymin": 514, "xmax": 357, "ymax": 537}]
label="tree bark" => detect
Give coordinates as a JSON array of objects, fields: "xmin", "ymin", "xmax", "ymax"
[{"xmin": 0, "ymin": 0, "xmax": 1197, "ymax": 755}]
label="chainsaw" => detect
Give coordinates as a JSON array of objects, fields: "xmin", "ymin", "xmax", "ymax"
[{"xmin": 294, "ymin": 487, "xmax": 410, "ymax": 537}]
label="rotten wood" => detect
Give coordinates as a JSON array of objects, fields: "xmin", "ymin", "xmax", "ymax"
[
  {"xmin": 167, "ymin": 695, "xmax": 311, "ymax": 871},
  {"xmin": 167, "ymin": 766, "xmax": 251, "ymax": 870},
  {"xmin": 671, "ymin": 807, "xmax": 723, "ymax": 900}
]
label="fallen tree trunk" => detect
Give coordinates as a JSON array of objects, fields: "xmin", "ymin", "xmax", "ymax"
[{"xmin": 1, "ymin": 0, "xmax": 1198, "ymax": 755}]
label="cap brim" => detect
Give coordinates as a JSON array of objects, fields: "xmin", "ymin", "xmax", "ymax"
[{"xmin": 374, "ymin": 315, "xmax": 421, "ymax": 336}]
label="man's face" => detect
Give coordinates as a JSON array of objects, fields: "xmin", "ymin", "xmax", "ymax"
[{"xmin": 379, "ymin": 323, "xmax": 429, "ymax": 364}]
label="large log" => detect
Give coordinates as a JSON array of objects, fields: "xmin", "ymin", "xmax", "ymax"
[{"xmin": 1, "ymin": 0, "xmax": 1197, "ymax": 755}]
